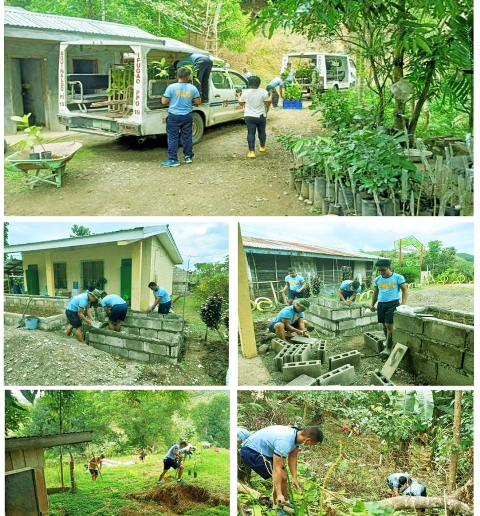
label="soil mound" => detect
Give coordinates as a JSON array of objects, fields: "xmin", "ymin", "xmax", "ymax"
[{"xmin": 133, "ymin": 484, "xmax": 229, "ymax": 514}]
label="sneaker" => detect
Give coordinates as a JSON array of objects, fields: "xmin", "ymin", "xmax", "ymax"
[
  {"xmin": 259, "ymin": 146, "xmax": 267, "ymax": 152},
  {"xmin": 160, "ymin": 159, "xmax": 180, "ymax": 167},
  {"xmin": 177, "ymin": 479, "xmax": 186, "ymax": 484},
  {"xmin": 247, "ymin": 151, "xmax": 256, "ymax": 158},
  {"xmin": 276, "ymin": 509, "xmax": 288, "ymax": 516},
  {"xmin": 156, "ymin": 480, "xmax": 164, "ymax": 485},
  {"xmin": 184, "ymin": 157, "xmax": 193, "ymax": 164}
]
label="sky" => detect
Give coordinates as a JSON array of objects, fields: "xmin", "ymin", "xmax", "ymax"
[
  {"xmin": 5, "ymin": 221, "xmax": 229, "ymax": 268},
  {"xmin": 240, "ymin": 218, "xmax": 474, "ymax": 255}
]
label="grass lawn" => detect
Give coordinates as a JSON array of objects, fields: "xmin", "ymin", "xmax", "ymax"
[{"xmin": 45, "ymin": 448, "xmax": 230, "ymax": 516}]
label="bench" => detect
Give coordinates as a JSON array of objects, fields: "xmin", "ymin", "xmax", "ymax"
[{"xmin": 67, "ymin": 74, "xmax": 109, "ymax": 112}]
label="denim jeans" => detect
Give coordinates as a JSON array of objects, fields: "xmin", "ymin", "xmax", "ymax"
[
  {"xmin": 245, "ymin": 116, "xmax": 267, "ymax": 151},
  {"xmin": 166, "ymin": 113, "xmax": 193, "ymax": 161}
]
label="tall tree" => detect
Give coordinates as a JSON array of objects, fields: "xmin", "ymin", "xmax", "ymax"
[
  {"xmin": 447, "ymin": 391, "xmax": 462, "ymax": 516},
  {"xmin": 70, "ymin": 224, "xmax": 92, "ymax": 237},
  {"xmin": 252, "ymin": 0, "xmax": 473, "ymax": 135}
]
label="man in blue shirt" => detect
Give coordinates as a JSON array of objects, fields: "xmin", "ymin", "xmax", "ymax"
[
  {"xmin": 157, "ymin": 440, "xmax": 188, "ymax": 485},
  {"xmin": 161, "ymin": 67, "xmax": 201, "ymax": 167},
  {"xmin": 280, "ymin": 268, "xmax": 306, "ymax": 305},
  {"xmin": 176, "ymin": 53, "xmax": 213, "ymax": 103},
  {"xmin": 241, "ymin": 425, "xmax": 323, "ymax": 515},
  {"xmin": 338, "ymin": 279, "xmax": 361, "ymax": 305},
  {"xmin": 65, "ymin": 289, "xmax": 101, "ymax": 344},
  {"xmin": 387, "ymin": 472, "xmax": 411, "ymax": 495},
  {"xmin": 100, "ymin": 292, "xmax": 128, "ymax": 332},
  {"xmin": 370, "ymin": 259, "xmax": 408, "ymax": 357},
  {"xmin": 148, "ymin": 281, "xmax": 172, "ymax": 314},
  {"xmin": 266, "ymin": 77, "xmax": 284, "ymax": 108},
  {"xmin": 403, "ymin": 478, "xmax": 427, "ymax": 498},
  {"xmin": 269, "ymin": 299, "xmax": 310, "ymax": 341}
]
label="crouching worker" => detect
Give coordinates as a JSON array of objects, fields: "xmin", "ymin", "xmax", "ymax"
[
  {"xmin": 65, "ymin": 289, "xmax": 101, "ymax": 344},
  {"xmin": 241, "ymin": 425, "xmax": 323, "ymax": 516},
  {"xmin": 88, "ymin": 454, "xmax": 105, "ymax": 482},
  {"xmin": 157, "ymin": 441, "xmax": 188, "ymax": 485},
  {"xmin": 100, "ymin": 292, "xmax": 128, "ymax": 332},
  {"xmin": 387, "ymin": 472, "xmax": 411, "ymax": 496},
  {"xmin": 268, "ymin": 299, "xmax": 311, "ymax": 341},
  {"xmin": 338, "ymin": 279, "xmax": 361, "ymax": 305}
]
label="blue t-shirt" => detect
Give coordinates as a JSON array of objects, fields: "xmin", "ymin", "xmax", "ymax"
[
  {"xmin": 271, "ymin": 305, "xmax": 305, "ymax": 325},
  {"xmin": 237, "ymin": 427, "xmax": 251, "ymax": 441},
  {"xmin": 388, "ymin": 472, "xmax": 410, "ymax": 487},
  {"xmin": 267, "ymin": 77, "xmax": 283, "ymax": 89},
  {"xmin": 164, "ymin": 444, "xmax": 181, "ymax": 461},
  {"xmin": 163, "ymin": 82, "xmax": 200, "ymax": 115},
  {"xmin": 67, "ymin": 293, "xmax": 89, "ymax": 311},
  {"xmin": 101, "ymin": 294, "xmax": 127, "ymax": 308},
  {"xmin": 152, "ymin": 286, "xmax": 171, "ymax": 303},
  {"xmin": 340, "ymin": 280, "xmax": 361, "ymax": 293},
  {"xmin": 374, "ymin": 272, "xmax": 406, "ymax": 302},
  {"xmin": 285, "ymin": 274, "xmax": 305, "ymax": 292},
  {"xmin": 242, "ymin": 425, "xmax": 298, "ymax": 458},
  {"xmin": 403, "ymin": 479, "xmax": 425, "ymax": 496}
]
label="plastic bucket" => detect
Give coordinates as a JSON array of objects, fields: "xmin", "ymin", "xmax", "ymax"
[{"xmin": 25, "ymin": 317, "xmax": 39, "ymax": 330}]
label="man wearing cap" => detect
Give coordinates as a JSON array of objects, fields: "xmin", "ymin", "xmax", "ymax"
[
  {"xmin": 370, "ymin": 259, "xmax": 408, "ymax": 357},
  {"xmin": 65, "ymin": 289, "xmax": 101, "ymax": 344},
  {"xmin": 241, "ymin": 425, "xmax": 323, "ymax": 516},
  {"xmin": 280, "ymin": 268, "xmax": 306, "ymax": 305},
  {"xmin": 269, "ymin": 299, "xmax": 311, "ymax": 341},
  {"xmin": 338, "ymin": 279, "xmax": 361, "ymax": 305}
]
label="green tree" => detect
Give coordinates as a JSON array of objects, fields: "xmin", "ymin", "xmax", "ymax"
[
  {"xmin": 5, "ymin": 390, "xmax": 37, "ymax": 435},
  {"xmin": 7, "ymin": 0, "xmax": 250, "ymax": 51},
  {"xmin": 70, "ymin": 224, "xmax": 92, "ymax": 237},
  {"xmin": 192, "ymin": 394, "xmax": 229, "ymax": 448},
  {"xmin": 4, "ymin": 222, "xmax": 9, "ymax": 247},
  {"xmin": 423, "ymin": 240, "xmax": 457, "ymax": 278},
  {"xmin": 192, "ymin": 257, "xmax": 229, "ymax": 302},
  {"xmin": 252, "ymin": 0, "xmax": 473, "ymax": 135}
]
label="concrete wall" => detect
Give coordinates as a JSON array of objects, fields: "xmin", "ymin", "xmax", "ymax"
[
  {"xmin": 172, "ymin": 267, "xmax": 190, "ymax": 294},
  {"xmin": 394, "ymin": 309, "xmax": 474, "ymax": 386},
  {"xmin": 4, "ymin": 294, "xmax": 69, "ymax": 312},
  {"xmin": 307, "ymin": 297, "xmax": 381, "ymax": 336},
  {"xmin": 86, "ymin": 310, "xmax": 184, "ymax": 364}
]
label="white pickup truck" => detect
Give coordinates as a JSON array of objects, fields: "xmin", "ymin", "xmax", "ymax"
[{"xmin": 58, "ymin": 39, "xmax": 248, "ymax": 144}]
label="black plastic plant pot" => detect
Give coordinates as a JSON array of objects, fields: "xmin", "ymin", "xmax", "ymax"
[
  {"xmin": 29, "ymin": 152, "xmax": 41, "ymax": 160},
  {"xmin": 41, "ymin": 151, "xmax": 52, "ymax": 159},
  {"xmin": 194, "ymin": 472, "xmax": 198, "ymax": 478}
]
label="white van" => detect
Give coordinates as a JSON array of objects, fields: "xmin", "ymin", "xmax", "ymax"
[
  {"xmin": 58, "ymin": 40, "xmax": 248, "ymax": 144},
  {"xmin": 281, "ymin": 52, "xmax": 356, "ymax": 96}
]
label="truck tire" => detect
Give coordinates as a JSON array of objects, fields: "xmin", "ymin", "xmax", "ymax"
[{"xmin": 192, "ymin": 112, "xmax": 205, "ymax": 144}]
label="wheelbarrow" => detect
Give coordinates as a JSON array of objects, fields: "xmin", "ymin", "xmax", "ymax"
[{"xmin": 5, "ymin": 141, "xmax": 83, "ymax": 188}]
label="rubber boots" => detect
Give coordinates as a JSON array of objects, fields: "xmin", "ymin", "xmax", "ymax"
[{"xmin": 380, "ymin": 333, "xmax": 393, "ymax": 357}]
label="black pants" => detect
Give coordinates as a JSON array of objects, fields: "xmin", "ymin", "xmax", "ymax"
[{"xmin": 195, "ymin": 57, "xmax": 213, "ymax": 103}]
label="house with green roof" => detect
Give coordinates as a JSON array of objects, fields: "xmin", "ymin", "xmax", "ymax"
[{"xmin": 4, "ymin": 225, "xmax": 183, "ymax": 310}]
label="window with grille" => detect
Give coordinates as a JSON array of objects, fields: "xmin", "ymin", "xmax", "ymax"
[
  {"xmin": 81, "ymin": 260, "xmax": 105, "ymax": 290},
  {"xmin": 53, "ymin": 263, "xmax": 67, "ymax": 289}
]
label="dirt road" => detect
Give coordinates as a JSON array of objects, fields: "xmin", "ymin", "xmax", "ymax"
[{"xmin": 5, "ymin": 105, "xmax": 322, "ymax": 216}]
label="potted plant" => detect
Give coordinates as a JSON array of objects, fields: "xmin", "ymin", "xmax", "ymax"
[
  {"xmin": 282, "ymin": 83, "xmax": 304, "ymax": 109},
  {"xmin": 10, "ymin": 113, "xmax": 50, "ymax": 160}
]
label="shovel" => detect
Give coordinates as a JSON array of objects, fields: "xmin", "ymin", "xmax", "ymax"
[{"xmin": 17, "ymin": 297, "xmax": 34, "ymax": 328}]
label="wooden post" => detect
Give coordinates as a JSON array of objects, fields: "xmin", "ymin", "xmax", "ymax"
[{"xmin": 238, "ymin": 225, "xmax": 257, "ymax": 358}]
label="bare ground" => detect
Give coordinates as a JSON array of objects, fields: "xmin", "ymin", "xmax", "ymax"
[
  {"xmin": 3, "ymin": 324, "xmax": 228, "ymax": 387},
  {"xmin": 246, "ymin": 284, "xmax": 474, "ymax": 386},
  {"xmin": 4, "ymin": 106, "xmax": 322, "ymax": 216}
]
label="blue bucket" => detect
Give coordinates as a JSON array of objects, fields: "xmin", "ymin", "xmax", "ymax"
[{"xmin": 25, "ymin": 317, "xmax": 39, "ymax": 330}]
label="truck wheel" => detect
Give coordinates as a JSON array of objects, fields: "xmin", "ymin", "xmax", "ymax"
[{"xmin": 192, "ymin": 112, "xmax": 205, "ymax": 144}]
